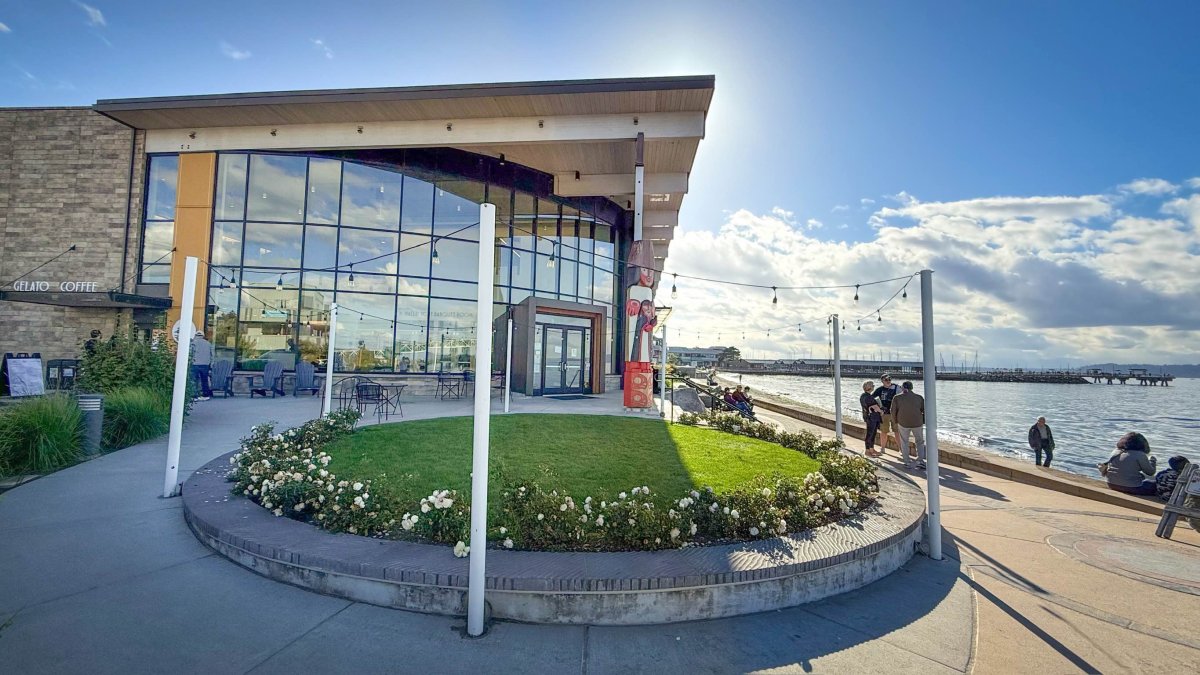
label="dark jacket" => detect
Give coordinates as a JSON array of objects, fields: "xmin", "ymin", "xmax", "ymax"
[
  {"xmin": 1027, "ymin": 423, "xmax": 1055, "ymax": 450},
  {"xmin": 890, "ymin": 391, "xmax": 925, "ymax": 428}
]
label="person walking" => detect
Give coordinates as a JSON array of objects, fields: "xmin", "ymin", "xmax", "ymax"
[
  {"xmin": 873, "ymin": 374, "xmax": 902, "ymax": 455},
  {"xmin": 1027, "ymin": 416, "xmax": 1056, "ymax": 467},
  {"xmin": 860, "ymin": 381, "xmax": 883, "ymax": 458},
  {"xmin": 890, "ymin": 381, "xmax": 926, "ymax": 470},
  {"xmin": 191, "ymin": 331, "xmax": 214, "ymax": 401}
]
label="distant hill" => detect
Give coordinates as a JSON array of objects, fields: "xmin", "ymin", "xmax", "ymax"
[{"xmin": 1081, "ymin": 364, "xmax": 1200, "ymax": 378}]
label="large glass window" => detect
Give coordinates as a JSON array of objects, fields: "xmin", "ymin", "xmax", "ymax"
[
  {"xmin": 247, "ymin": 154, "xmax": 306, "ymax": 222},
  {"xmin": 140, "ymin": 155, "xmax": 179, "ymax": 282},
  {"xmin": 195, "ymin": 151, "xmax": 623, "ymax": 374}
]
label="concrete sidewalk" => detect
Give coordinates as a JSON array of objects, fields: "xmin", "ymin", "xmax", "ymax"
[{"xmin": 2, "ymin": 394, "xmax": 1197, "ymax": 673}]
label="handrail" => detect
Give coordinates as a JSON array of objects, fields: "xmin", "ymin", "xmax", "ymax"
[{"xmin": 669, "ymin": 375, "xmax": 756, "ymax": 420}]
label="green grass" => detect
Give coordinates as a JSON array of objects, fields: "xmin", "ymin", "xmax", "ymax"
[{"xmin": 324, "ymin": 414, "xmax": 820, "ymax": 500}]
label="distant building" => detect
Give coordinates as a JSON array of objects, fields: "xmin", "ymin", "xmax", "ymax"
[{"xmin": 668, "ymin": 346, "xmax": 726, "ymax": 367}]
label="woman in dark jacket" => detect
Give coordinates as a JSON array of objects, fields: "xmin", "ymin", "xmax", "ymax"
[{"xmin": 1027, "ymin": 416, "xmax": 1055, "ymax": 467}]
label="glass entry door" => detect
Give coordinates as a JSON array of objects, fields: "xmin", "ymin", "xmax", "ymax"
[{"xmin": 540, "ymin": 325, "xmax": 589, "ymax": 394}]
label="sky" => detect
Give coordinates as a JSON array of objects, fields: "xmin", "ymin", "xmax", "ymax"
[{"xmin": 2, "ymin": 0, "xmax": 1199, "ymax": 367}]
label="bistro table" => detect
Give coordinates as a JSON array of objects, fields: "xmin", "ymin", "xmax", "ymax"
[{"xmin": 380, "ymin": 383, "xmax": 406, "ymax": 417}]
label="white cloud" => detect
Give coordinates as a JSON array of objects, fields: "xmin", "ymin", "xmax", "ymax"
[
  {"xmin": 805, "ymin": 218, "xmax": 823, "ymax": 231},
  {"xmin": 220, "ymin": 41, "xmax": 252, "ymax": 60},
  {"xmin": 1118, "ymin": 178, "xmax": 1178, "ymax": 196},
  {"xmin": 0, "ymin": 22, "xmax": 12, "ymax": 33},
  {"xmin": 887, "ymin": 190, "xmax": 918, "ymax": 206},
  {"xmin": 311, "ymin": 38, "xmax": 334, "ymax": 59},
  {"xmin": 859, "ymin": 197, "xmax": 875, "ymax": 206},
  {"xmin": 770, "ymin": 206, "xmax": 795, "ymax": 222},
  {"xmin": 1186, "ymin": 177, "xmax": 1200, "ymax": 190},
  {"xmin": 659, "ymin": 186, "xmax": 1199, "ymax": 366},
  {"xmin": 74, "ymin": 2, "xmax": 105, "ymax": 27},
  {"xmin": 831, "ymin": 204, "xmax": 849, "ymax": 212}
]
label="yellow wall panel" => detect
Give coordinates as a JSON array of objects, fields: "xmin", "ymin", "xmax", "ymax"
[{"xmin": 167, "ymin": 152, "xmax": 216, "ymax": 334}]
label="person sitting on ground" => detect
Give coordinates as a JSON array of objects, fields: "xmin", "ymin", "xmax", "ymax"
[
  {"xmin": 722, "ymin": 387, "xmax": 754, "ymax": 417},
  {"xmin": 1098, "ymin": 432, "xmax": 1158, "ymax": 496},
  {"xmin": 732, "ymin": 385, "xmax": 754, "ymax": 410},
  {"xmin": 1155, "ymin": 456, "xmax": 1190, "ymax": 501},
  {"xmin": 1027, "ymin": 416, "xmax": 1056, "ymax": 468}
]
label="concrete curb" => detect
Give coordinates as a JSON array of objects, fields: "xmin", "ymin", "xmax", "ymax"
[
  {"xmin": 752, "ymin": 398, "xmax": 1166, "ymax": 516},
  {"xmin": 182, "ymin": 452, "xmax": 925, "ymax": 625}
]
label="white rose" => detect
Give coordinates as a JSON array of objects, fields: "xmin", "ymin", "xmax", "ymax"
[
  {"xmin": 421, "ymin": 503, "xmax": 431, "ymax": 513},
  {"xmin": 499, "ymin": 526, "xmax": 507, "ymax": 534},
  {"xmin": 762, "ymin": 488, "xmax": 771, "ymax": 497},
  {"xmin": 670, "ymin": 527, "xmax": 680, "ymax": 540},
  {"xmin": 749, "ymin": 526, "xmax": 759, "ymax": 536},
  {"xmin": 618, "ymin": 492, "xmax": 627, "ymax": 500},
  {"xmin": 559, "ymin": 504, "xmax": 568, "ymax": 512},
  {"xmin": 690, "ymin": 523, "xmax": 698, "ymax": 535},
  {"xmin": 730, "ymin": 509, "xmax": 740, "ymax": 519},
  {"xmin": 503, "ymin": 538, "xmax": 514, "ymax": 549},
  {"xmin": 352, "ymin": 482, "xmax": 364, "ymax": 491},
  {"xmin": 596, "ymin": 515, "xmax": 605, "ymax": 526},
  {"xmin": 537, "ymin": 513, "xmax": 544, "ymax": 521}
]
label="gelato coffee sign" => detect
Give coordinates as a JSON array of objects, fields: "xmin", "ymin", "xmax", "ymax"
[{"xmin": 11, "ymin": 280, "xmax": 101, "ymax": 292}]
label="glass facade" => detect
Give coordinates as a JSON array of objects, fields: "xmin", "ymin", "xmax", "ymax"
[{"xmin": 142, "ymin": 151, "xmax": 622, "ymax": 375}]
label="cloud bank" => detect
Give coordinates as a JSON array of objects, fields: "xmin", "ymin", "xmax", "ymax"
[{"xmin": 660, "ymin": 180, "xmax": 1200, "ymax": 367}]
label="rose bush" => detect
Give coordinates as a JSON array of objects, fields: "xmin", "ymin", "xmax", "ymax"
[{"xmin": 228, "ymin": 410, "xmax": 878, "ymax": 554}]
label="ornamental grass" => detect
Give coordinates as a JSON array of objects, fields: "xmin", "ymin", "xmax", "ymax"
[{"xmin": 0, "ymin": 394, "xmax": 84, "ymax": 475}]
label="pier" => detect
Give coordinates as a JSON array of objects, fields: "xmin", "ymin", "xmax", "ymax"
[{"xmin": 1087, "ymin": 368, "xmax": 1174, "ymax": 386}]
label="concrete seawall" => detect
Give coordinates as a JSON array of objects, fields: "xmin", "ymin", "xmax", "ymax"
[{"xmin": 748, "ymin": 398, "xmax": 1166, "ymax": 516}]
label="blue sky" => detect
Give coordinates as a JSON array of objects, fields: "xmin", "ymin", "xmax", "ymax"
[{"xmin": 3, "ymin": 1, "xmax": 1199, "ymax": 364}]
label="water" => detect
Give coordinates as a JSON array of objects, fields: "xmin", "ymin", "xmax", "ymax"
[{"xmin": 735, "ymin": 374, "xmax": 1199, "ymax": 477}]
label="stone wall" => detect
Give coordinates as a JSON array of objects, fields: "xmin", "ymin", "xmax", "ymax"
[{"xmin": 0, "ymin": 107, "xmax": 144, "ymax": 364}]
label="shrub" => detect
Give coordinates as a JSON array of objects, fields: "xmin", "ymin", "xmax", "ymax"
[
  {"xmin": 227, "ymin": 408, "xmax": 879, "ymax": 554},
  {"xmin": 0, "ymin": 395, "xmax": 84, "ymax": 474},
  {"xmin": 677, "ymin": 412, "xmax": 701, "ymax": 426},
  {"xmin": 102, "ymin": 387, "xmax": 171, "ymax": 450},
  {"xmin": 77, "ymin": 331, "xmax": 176, "ymax": 394}
]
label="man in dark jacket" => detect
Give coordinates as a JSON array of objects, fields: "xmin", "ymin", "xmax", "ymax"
[{"xmin": 1027, "ymin": 416, "xmax": 1055, "ymax": 467}]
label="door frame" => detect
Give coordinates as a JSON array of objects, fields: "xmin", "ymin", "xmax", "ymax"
[{"xmin": 539, "ymin": 323, "xmax": 589, "ymax": 395}]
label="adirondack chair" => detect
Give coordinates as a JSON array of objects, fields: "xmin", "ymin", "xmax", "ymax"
[
  {"xmin": 291, "ymin": 361, "xmax": 323, "ymax": 397},
  {"xmin": 248, "ymin": 360, "xmax": 285, "ymax": 398},
  {"xmin": 1155, "ymin": 464, "xmax": 1200, "ymax": 539},
  {"xmin": 210, "ymin": 360, "xmax": 235, "ymax": 398}
]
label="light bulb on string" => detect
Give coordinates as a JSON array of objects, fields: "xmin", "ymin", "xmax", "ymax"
[
  {"xmin": 275, "ymin": 273, "xmax": 284, "ymax": 291},
  {"xmin": 797, "ymin": 324, "xmax": 802, "ymax": 333},
  {"xmin": 432, "ymin": 244, "xmax": 441, "ymax": 265},
  {"xmin": 547, "ymin": 244, "xmax": 556, "ymax": 269},
  {"xmin": 853, "ymin": 284, "xmax": 860, "ymax": 303},
  {"xmin": 348, "ymin": 264, "xmax": 355, "ymax": 285},
  {"xmin": 902, "ymin": 287, "xmax": 908, "ymax": 300},
  {"xmin": 671, "ymin": 273, "xmax": 678, "ymax": 300},
  {"xmin": 771, "ymin": 286, "xmax": 777, "ymax": 305},
  {"xmin": 857, "ymin": 320, "xmax": 861, "ymax": 331},
  {"xmin": 877, "ymin": 311, "xmax": 882, "ymax": 322}
]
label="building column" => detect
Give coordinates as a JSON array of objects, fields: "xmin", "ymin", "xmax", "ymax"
[{"xmin": 167, "ymin": 152, "xmax": 217, "ymax": 333}]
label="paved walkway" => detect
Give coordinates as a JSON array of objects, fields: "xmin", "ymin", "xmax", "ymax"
[{"xmin": 1, "ymin": 394, "xmax": 1196, "ymax": 673}]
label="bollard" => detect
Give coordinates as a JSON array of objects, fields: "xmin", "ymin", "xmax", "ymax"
[{"xmin": 77, "ymin": 394, "xmax": 104, "ymax": 455}]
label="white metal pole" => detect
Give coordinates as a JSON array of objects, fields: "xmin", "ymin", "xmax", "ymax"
[
  {"xmin": 920, "ymin": 269, "xmax": 942, "ymax": 560},
  {"xmin": 504, "ymin": 317, "xmax": 513, "ymax": 413},
  {"xmin": 163, "ymin": 255, "xmax": 198, "ymax": 499},
  {"xmin": 322, "ymin": 302, "xmax": 338, "ymax": 416},
  {"xmin": 660, "ymin": 323, "xmax": 668, "ymax": 416},
  {"xmin": 467, "ymin": 203, "xmax": 497, "ymax": 637},
  {"xmin": 832, "ymin": 314, "xmax": 843, "ymax": 440}
]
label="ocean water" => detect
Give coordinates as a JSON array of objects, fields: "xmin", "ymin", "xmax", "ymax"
[{"xmin": 735, "ymin": 373, "xmax": 1199, "ymax": 477}]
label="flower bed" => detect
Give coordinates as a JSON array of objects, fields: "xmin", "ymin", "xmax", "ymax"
[{"xmin": 227, "ymin": 410, "xmax": 878, "ymax": 555}]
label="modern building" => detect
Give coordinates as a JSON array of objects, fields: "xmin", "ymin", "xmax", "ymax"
[
  {"xmin": 667, "ymin": 346, "xmax": 726, "ymax": 367},
  {"xmin": 0, "ymin": 76, "xmax": 713, "ymax": 396}
]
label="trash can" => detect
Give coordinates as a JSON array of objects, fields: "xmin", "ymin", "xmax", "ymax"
[{"xmin": 77, "ymin": 394, "xmax": 104, "ymax": 456}]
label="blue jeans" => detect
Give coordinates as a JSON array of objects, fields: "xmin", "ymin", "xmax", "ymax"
[
  {"xmin": 1110, "ymin": 480, "xmax": 1156, "ymax": 496},
  {"xmin": 191, "ymin": 364, "xmax": 212, "ymax": 397}
]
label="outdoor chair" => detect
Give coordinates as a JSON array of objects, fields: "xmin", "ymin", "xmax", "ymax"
[
  {"xmin": 210, "ymin": 360, "xmax": 235, "ymax": 398},
  {"xmin": 461, "ymin": 370, "xmax": 475, "ymax": 398},
  {"xmin": 355, "ymin": 382, "xmax": 394, "ymax": 422},
  {"xmin": 248, "ymin": 361, "xmax": 285, "ymax": 398},
  {"xmin": 329, "ymin": 375, "xmax": 371, "ymax": 410},
  {"xmin": 435, "ymin": 370, "xmax": 462, "ymax": 400},
  {"xmin": 291, "ymin": 361, "xmax": 324, "ymax": 397}
]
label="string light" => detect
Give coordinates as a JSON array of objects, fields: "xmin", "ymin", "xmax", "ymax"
[
  {"xmin": 877, "ymin": 311, "xmax": 882, "ymax": 322},
  {"xmin": 902, "ymin": 288, "xmax": 907, "ymax": 300},
  {"xmin": 547, "ymin": 244, "xmax": 556, "ymax": 269},
  {"xmin": 347, "ymin": 264, "xmax": 355, "ymax": 285},
  {"xmin": 671, "ymin": 273, "xmax": 678, "ymax": 300},
  {"xmin": 853, "ymin": 284, "xmax": 860, "ymax": 303},
  {"xmin": 275, "ymin": 273, "xmax": 284, "ymax": 291},
  {"xmin": 771, "ymin": 286, "xmax": 778, "ymax": 305},
  {"xmin": 798, "ymin": 324, "xmax": 803, "ymax": 333},
  {"xmin": 857, "ymin": 320, "xmax": 861, "ymax": 331},
  {"xmin": 431, "ymin": 244, "xmax": 440, "ymax": 265}
]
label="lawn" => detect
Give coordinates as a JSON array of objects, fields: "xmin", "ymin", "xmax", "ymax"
[{"xmin": 324, "ymin": 414, "xmax": 820, "ymax": 501}]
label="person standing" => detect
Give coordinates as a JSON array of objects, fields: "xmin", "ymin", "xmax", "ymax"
[
  {"xmin": 1027, "ymin": 416, "xmax": 1056, "ymax": 467},
  {"xmin": 873, "ymin": 374, "xmax": 902, "ymax": 455},
  {"xmin": 860, "ymin": 381, "xmax": 883, "ymax": 458},
  {"xmin": 191, "ymin": 331, "xmax": 214, "ymax": 401},
  {"xmin": 890, "ymin": 381, "xmax": 926, "ymax": 469}
]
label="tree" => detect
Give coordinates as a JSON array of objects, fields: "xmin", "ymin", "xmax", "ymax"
[
  {"xmin": 667, "ymin": 353, "xmax": 682, "ymax": 366},
  {"xmin": 718, "ymin": 346, "xmax": 742, "ymax": 365}
]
